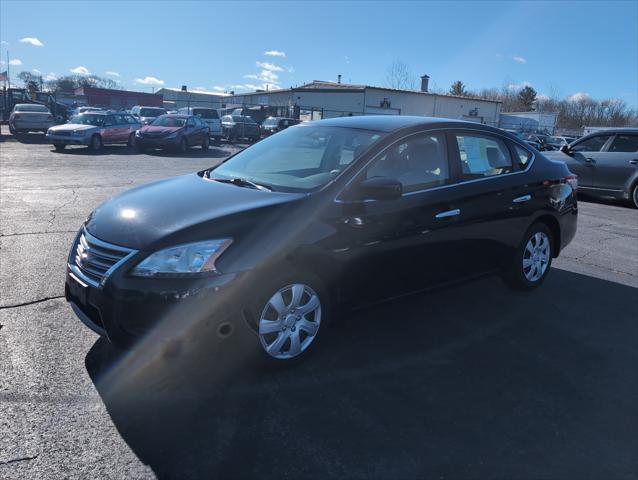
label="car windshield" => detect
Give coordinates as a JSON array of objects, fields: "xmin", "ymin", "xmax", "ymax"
[
  {"xmin": 263, "ymin": 118, "xmax": 279, "ymax": 126},
  {"xmin": 140, "ymin": 108, "xmax": 166, "ymax": 117},
  {"xmin": 210, "ymin": 125, "xmax": 384, "ymax": 192},
  {"xmin": 15, "ymin": 104, "xmax": 49, "ymax": 112},
  {"xmin": 70, "ymin": 114, "xmax": 104, "ymax": 126},
  {"xmin": 193, "ymin": 109, "xmax": 217, "ymax": 119},
  {"xmin": 150, "ymin": 116, "xmax": 186, "ymax": 127}
]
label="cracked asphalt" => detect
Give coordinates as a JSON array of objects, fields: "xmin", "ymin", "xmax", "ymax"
[{"xmin": 1, "ymin": 128, "xmax": 637, "ymax": 479}]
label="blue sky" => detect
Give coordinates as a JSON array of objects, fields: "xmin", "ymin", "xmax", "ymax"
[{"xmin": 1, "ymin": 1, "xmax": 636, "ymax": 106}]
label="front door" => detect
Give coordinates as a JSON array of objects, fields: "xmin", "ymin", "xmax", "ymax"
[
  {"xmin": 592, "ymin": 133, "xmax": 638, "ymax": 190},
  {"xmin": 567, "ymin": 133, "xmax": 614, "ymax": 187}
]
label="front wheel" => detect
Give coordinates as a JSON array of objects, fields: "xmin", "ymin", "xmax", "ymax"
[
  {"xmin": 9, "ymin": 125, "xmax": 16, "ymax": 135},
  {"xmin": 89, "ymin": 134, "xmax": 102, "ymax": 151},
  {"xmin": 178, "ymin": 137, "xmax": 188, "ymax": 153},
  {"xmin": 503, "ymin": 223, "xmax": 554, "ymax": 290},
  {"xmin": 252, "ymin": 271, "xmax": 329, "ymax": 363},
  {"xmin": 631, "ymin": 183, "xmax": 638, "ymax": 209},
  {"xmin": 53, "ymin": 144, "xmax": 66, "ymax": 151},
  {"xmin": 201, "ymin": 136, "xmax": 210, "ymax": 150},
  {"xmin": 127, "ymin": 133, "xmax": 136, "ymax": 147}
]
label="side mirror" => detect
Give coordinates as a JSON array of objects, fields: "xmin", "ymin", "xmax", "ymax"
[
  {"xmin": 357, "ymin": 177, "xmax": 403, "ymax": 201},
  {"xmin": 560, "ymin": 144, "xmax": 572, "ymax": 155}
]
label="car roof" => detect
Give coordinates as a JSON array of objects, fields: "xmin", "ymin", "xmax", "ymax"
[{"xmin": 313, "ymin": 115, "xmax": 507, "ymax": 133}]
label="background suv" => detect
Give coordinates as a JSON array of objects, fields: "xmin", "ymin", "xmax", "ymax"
[
  {"xmin": 130, "ymin": 106, "xmax": 167, "ymax": 125},
  {"xmin": 177, "ymin": 107, "xmax": 222, "ymax": 143}
]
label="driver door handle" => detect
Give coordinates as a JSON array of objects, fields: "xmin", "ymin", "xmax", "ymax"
[
  {"xmin": 585, "ymin": 157, "xmax": 596, "ymax": 163},
  {"xmin": 513, "ymin": 194, "xmax": 532, "ymax": 203},
  {"xmin": 435, "ymin": 209, "xmax": 460, "ymax": 219}
]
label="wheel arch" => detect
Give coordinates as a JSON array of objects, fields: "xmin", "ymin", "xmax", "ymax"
[{"xmin": 534, "ymin": 214, "xmax": 561, "ymax": 258}]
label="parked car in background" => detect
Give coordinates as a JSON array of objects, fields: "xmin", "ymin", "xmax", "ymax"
[
  {"xmin": 547, "ymin": 128, "xmax": 638, "ymax": 207},
  {"xmin": 261, "ymin": 117, "xmax": 300, "ymax": 136},
  {"xmin": 130, "ymin": 106, "xmax": 167, "ymax": 125},
  {"xmin": 47, "ymin": 112, "xmax": 141, "ymax": 151},
  {"xmin": 221, "ymin": 115, "xmax": 261, "ymax": 142},
  {"xmin": 545, "ymin": 135, "xmax": 577, "ymax": 149},
  {"xmin": 135, "ymin": 114, "xmax": 210, "ymax": 152},
  {"xmin": 9, "ymin": 103, "xmax": 55, "ymax": 134},
  {"xmin": 177, "ymin": 107, "xmax": 222, "ymax": 143},
  {"xmin": 67, "ymin": 106, "xmax": 103, "ymax": 118},
  {"xmin": 231, "ymin": 107, "xmax": 269, "ymax": 124}
]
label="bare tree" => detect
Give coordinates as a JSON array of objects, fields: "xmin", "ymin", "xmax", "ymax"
[{"xmin": 385, "ymin": 60, "xmax": 416, "ymax": 90}]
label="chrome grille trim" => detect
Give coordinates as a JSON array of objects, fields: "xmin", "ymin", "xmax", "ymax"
[{"xmin": 68, "ymin": 227, "xmax": 137, "ymax": 288}]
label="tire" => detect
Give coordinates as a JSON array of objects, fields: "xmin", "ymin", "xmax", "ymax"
[
  {"xmin": 178, "ymin": 137, "xmax": 188, "ymax": 153},
  {"xmin": 201, "ymin": 136, "xmax": 210, "ymax": 150},
  {"xmin": 249, "ymin": 270, "xmax": 330, "ymax": 364},
  {"xmin": 54, "ymin": 144, "xmax": 66, "ymax": 151},
  {"xmin": 9, "ymin": 124, "xmax": 16, "ymax": 135},
  {"xmin": 503, "ymin": 222, "xmax": 554, "ymax": 290},
  {"xmin": 127, "ymin": 133, "xmax": 136, "ymax": 148},
  {"xmin": 89, "ymin": 134, "xmax": 102, "ymax": 151},
  {"xmin": 631, "ymin": 183, "xmax": 638, "ymax": 209}
]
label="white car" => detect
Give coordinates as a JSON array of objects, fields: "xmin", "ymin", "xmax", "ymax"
[
  {"xmin": 9, "ymin": 104, "xmax": 55, "ymax": 134},
  {"xmin": 177, "ymin": 107, "xmax": 222, "ymax": 143}
]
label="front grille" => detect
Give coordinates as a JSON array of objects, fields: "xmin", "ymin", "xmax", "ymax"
[
  {"xmin": 70, "ymin": 228, "xmax": 136, "ymax": 287},
  {"xmin": 54, "ymin": 131, "xmax": 71, "ymax": 136}
]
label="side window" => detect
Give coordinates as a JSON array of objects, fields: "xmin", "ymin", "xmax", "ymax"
[
  {"xmin": 126, "ymin": 115, "xmax": 138, "ymax": 124},
  {"xmin": 512, "ymin": 143, "xmax": 533, "ymax": 167},
  {"xmin": 455, "ymin": 134, "xmax": 513, "ymax": 179},
  {"xmin": 186, "ymin": 117, "xmax": 195, "ymax": 127},
  {"xmin": 608, "ymin": 135, "xmax": 638, "ymax": 153},
  {"xmin": 104, "ymin": 115, "xmax": 115, "ymax": 126},
  {"xmin": 115, "ymin": 114, "xmax": 127, "ymax": 125},
  {"xmin": 366, "ymin": 133, "xmax": 449, "ymax": 193},
  {"xmin": 571, "ymin": 135, "xmax": 612, "ymax": 152}
]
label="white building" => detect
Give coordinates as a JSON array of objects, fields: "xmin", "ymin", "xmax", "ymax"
[
  {"xmin": 155, "ymin": 87, "xmax": 230, "ymax": 110},
  {"xmin": 222, "ymin": 78, "xmax": 502, "ymax": 125},
  {"xmin": 499, "ymin": 112, "xmax": 558, "ymax": 133}
]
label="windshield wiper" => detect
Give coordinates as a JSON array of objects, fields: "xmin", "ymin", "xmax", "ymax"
[{"xmin": 213, "ymin": 176, "xmax": 273, "ymax": 192}]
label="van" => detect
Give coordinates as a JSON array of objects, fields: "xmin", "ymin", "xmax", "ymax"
[{"xmin": 177, "ymin": 107, "xmax": 222, "ymax": 142}]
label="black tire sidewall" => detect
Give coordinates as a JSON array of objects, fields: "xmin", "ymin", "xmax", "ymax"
[
  {"xmin": 505, "ymin": 223, "xmax": 554, "ymax": 290},
  {"xmin": 90, "ymin": 134, "xmax": 102, "ymax": 151},
  {"xmin": 202, "ymin": 136, "xmax": 209, "ymax": 150},
  {"xmin": 249, "ymin": 269, "xmax": 331, "ymax": 366},
  {"xmin": 632, "ymin": 184, "xmax": 638, "ymax": 209},
  {"xmin": 179, "ymin": 137, "xmax": 187, "ymax": 153}
]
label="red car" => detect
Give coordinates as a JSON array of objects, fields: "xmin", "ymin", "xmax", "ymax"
[{"xmin": 135, "ymin": 114, "xmax": 210, "ymax": 153}]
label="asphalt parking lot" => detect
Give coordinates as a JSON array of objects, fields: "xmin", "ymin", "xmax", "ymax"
[{"xmin": 1, "ymin": 128, "xmax": 637, "ymax": 480}]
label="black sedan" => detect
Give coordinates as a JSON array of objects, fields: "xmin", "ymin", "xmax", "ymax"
[
  {"xmin": 221, "ymin": 114, "xmax": 261, "ymax": 142},
  {"xmin": 135, "ymin": 114, "xmax": 210, "ymax": 152},
  {"xmin": 261, "ymin": 117, "xmax": 300, "ymax": 136},
  {"xmin": 65, "ymin": 116, "xmax": 578, "ymax": 363}
]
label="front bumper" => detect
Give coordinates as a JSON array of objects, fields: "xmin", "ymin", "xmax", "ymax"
[
  {"xmin": 65, "ymin": 262, "xmax": 250, "ymax": 347},
  {"xmin": 136, "ymin": 136, "xmax": 180, "ymax": 149},
  {"xmin": 47, "ymin": 133, "xmax": 91, "ymax": 145}
]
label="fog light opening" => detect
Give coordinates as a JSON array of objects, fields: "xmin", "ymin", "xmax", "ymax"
[{"xmin": 217, "ymin": 322, "xmax": 233, "ymax": 339}]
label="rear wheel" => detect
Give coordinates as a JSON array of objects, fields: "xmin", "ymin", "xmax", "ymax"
[
  {"xmin": 53, "ymin": 144, "xmax": 66, "ymax": 151},
  {"xmin": 127, "ymin": 133, "xmax": 136, "ymax": 147},
  {"xmin": 201, "ymin": 135, "xmax": 210, "ymax": 150},
  {"xmin": 178, "ymin": 137, "xmax": 188, "ymax": 153},
  {"xmin": 503, "ymin": 223, "xmax": 554, "ymax": 290},
  {"xmin": 631, "ymin": 183, "xmax": 638, "ymax": 209},
  {"xmin": 89, "ymin": 134, "xmax": 102, "ymax": 151}
]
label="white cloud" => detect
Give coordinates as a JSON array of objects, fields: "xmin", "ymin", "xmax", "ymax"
[
  {"xmin": 513, "ymin": 55, "xmax": 527, "ymax": 64},
  {"xmin": 264, "ymin": 50, "xmax": 286, "ymax": 57},
  {"xmin": 506, "ymin": 81, "xmax": 533, "ymax": 91},
  {"xmin": 212, "ymin": 86, "xmax": 225, "ymax": 92},
  {"xmin": 32, "ymin": 68, "xmax": 41, "ymax": 74},
  {"xmin": 568, "ymin": 92, "xmax": 590, "ymax": 102},
  {"xmin": 256, "ymin": 61, "xmax": 283, "ymax": 72},
  {"xmin": 20, "ymin": 37, "xmax": 44, "ymax": 47},
  {"xmin": 134, "ymin": 76, "xmax": 164, "ymax": 86},
  {"xmin": 244, "ymin": 69, "xmax": 279, "ymax": 84},
  {"xmin": 536, "ymin": 93, "xmax": 550, "ymax": 101},
  {"xmin": 105, "ymin": 71, "xmax": 120, "ymax": 77},
  {"xmin": 44, "ymin": 72, "xmax": 58, "ymax": 81},
  {"xmin": 70, "ymin": 66, "xmax": 90, "ymax": 75},
  {"xmin": 9, "ymin": 58, "xmax": 22, "ymax": 66},
  {"xmin": 0, "ymin": 40, "xmax": 8, "ymax": 45}
]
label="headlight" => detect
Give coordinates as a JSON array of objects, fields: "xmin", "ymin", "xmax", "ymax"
[
  {"xmin": 135, "ymin": 130, "xmax": 142, "ymax": 137},
  {"xmin": 166, "ymin": 131, "xmax": 180, "ymax": 139},
  {"xmin": 72, "ymin": 130, "xmax": 86, "ymax": 137},
  {"xmin": 131, "ymin": 239, "xmax": 232, "ymax": 277}
]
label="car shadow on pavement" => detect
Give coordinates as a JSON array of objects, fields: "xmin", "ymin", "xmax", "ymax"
[{"xmin": 86, "ymin": 269, "xmax": 638, "ymax": 480}]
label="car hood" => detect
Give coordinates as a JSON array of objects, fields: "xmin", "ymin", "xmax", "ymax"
[
  {"xmin": 50, "ymin": 123, "xmax": 97, "ymax": 132},
  {"xmin": 140, "ymin": 125, "xmax": 181, "ymax": 134},
  {"xmin": 85, "ymin": 173, "xmax": 304, "ymax": 250}
]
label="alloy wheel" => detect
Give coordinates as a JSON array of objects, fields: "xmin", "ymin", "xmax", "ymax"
[
  {"xmin": 632, "ymin": 185, "xmax": 638, "ymax": 209},
  {"xmin": 258, "ymin": 283, "xmax": 322, "ymax": 360},
  {"xmin": 523, "ymin": 232, "xmax": 550, "ymax": 282}
]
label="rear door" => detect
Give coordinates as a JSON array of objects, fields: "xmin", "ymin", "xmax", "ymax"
[
  {"xmin": 101, "ymin": 115, "xmax": 118, "ymax": 144},
  {"xmin": 592, "ymin": 133, "xmax": 638, "ymax": 191},
  {"xmin": 567, "ymin": 134, "xmax": 614, "ymax": 187}
]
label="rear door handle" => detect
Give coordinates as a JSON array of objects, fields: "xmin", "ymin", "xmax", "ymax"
[
  {"xmin": 513, "ymin": 194, "xmax": 532, "ymax": 203},
  {"xmin": 435, "ymin": 209, "xmax": 460, "ymax": 219}
]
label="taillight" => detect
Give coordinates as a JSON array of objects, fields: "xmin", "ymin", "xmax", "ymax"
[{"xmin": 565, "ymin": 174, "xmax": 578, "ymax": 191}]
